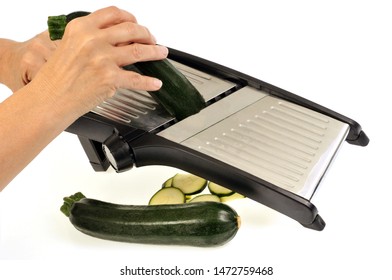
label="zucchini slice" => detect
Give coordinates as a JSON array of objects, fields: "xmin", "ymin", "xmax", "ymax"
[
  {"xmin": 220, "ymin": 192, "xmax": 246, "ymax": 203},
  {"xmin": 189, "ymin": 194, "xmax": 221, "ymax": 203},
  {"xmin": 162, "ymin": 176, "xmax": 173, "ymax": 188},
  {"xmin": 208, "ymin": 182, "xmax": 235, "ymax": 197},
  {"xmin": 148, "ymin": 187, "xmax": 185, "ymax": 205},
  {"xmin": 172, "ymin": 173, "xmax": 207, "ymax": 195},
  {"xmin": 61, "ymin": 192, "xmax": 240, "ymax": 247}
]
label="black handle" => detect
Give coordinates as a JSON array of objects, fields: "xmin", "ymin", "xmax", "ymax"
[{"xmin": 128, "ymin": 133, "xmax": 325, "ymax": 231}]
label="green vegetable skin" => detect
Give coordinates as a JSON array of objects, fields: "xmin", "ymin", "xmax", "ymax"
[
  {"xmin": 47, "ymin": 11, "xmax": 90, "ymax": 40},
  {"xmin": 61, "ymin": 192, "xmax": 240, "ymax": 247},
  {"xmin": 47, "ymin": 12, "xmax": 206, "ymax": 120},
  {"xmin": 132, "ymin": 60, "xmax": 206, "ymax": 120}
]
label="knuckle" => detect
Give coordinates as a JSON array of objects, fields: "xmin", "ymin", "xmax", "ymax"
[
  {"xmin": 65, "ymin": 18, "xmax": 82, "ymax": 33},
  {"xmin": 124, "ymin": 21, "xmax": 136, "ymax": 35},
  {"xmin": 121, "ymin": 71, "xmax": 152, "ymax": 91},
  {"xmin": 130, "ymin": 43, "xmax": 144, "ymax": 60},
  {"xmin": 63, "ymin": 19, "xmax": 87, "ymax": 41},
  {"xmin": 106, "ymin": 6, "xmax": 122, "ymax": 17},
  {"xmin": 128, "ymin": 72, "xmax": 144, "ymax": 89}
]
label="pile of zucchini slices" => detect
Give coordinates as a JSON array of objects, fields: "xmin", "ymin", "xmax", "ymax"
[{"xmin": 149, "ymin": 173, "xmax": 245, "ymax": 205}]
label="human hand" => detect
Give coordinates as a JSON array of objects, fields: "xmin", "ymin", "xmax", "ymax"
[
  {"xmin": 31, "ymin": 6, "xmax": 168, "ymax": 120},
  {"xmin": 1, "ymin": 31, "xmax": 58, "ymax": 92}
]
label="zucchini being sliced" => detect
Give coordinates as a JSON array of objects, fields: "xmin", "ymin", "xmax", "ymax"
[
  {"xmin": 149, "ymin": 187, "xmax": 185, "ymax": 205},
  {"xmin": 172, "ymin": 173, "xmax": 207, "ymax": 195},
  {"xmin": 47, "ymin": 11, "xmax": 206, "ymax": 121},
  {"xmin": 133, "ymin": 59, "xmax": 206, "ymax": 120},
  {"xmin": 61, "ymin": 192, "xmax": 240, "ymax": 247}
]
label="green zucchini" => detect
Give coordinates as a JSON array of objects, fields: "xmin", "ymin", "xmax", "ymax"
[
  {"xmin": 132, "ymin": 59, "xmax": 206, "ymax": 120},
  {"xmin": 47, "ymin": 12, "xmax": 206, "ymax": 120},
  {"xmin": 61, "ymin": 192, "xmax": 240, "ymax": 247}
]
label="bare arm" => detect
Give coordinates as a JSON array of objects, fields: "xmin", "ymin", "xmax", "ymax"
[{"xmin": 0, "ymin": 6, "xmax": 168, "ymax": 190}]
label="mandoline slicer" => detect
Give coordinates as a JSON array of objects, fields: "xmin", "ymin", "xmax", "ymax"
[{"xmin": 66, "ymin": 48, "xmax": 369, "ymax": 231}]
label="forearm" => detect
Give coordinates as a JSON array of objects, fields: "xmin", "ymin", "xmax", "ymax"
[
  {"xmin": 0, "ymin": 38, "xmax": 20, "ymax": 89},
  {"xmin": 0, "ymin": 79, "xmax": 78, "ymax": 190}
]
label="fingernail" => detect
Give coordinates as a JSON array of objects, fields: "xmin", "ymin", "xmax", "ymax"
[
  {"xmin": 153, "ymin": 79, "xmax": 162, "ymax": 89},
  {"xmin": 159, "ymin": 45, "xmax": 169, "ymax": 56}
]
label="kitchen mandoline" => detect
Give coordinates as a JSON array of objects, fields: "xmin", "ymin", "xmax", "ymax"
[{"xmin": 66, "ymin": 48, "xmax": 369, "ymax": 231}]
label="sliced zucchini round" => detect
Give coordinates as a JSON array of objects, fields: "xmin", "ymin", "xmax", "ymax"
[
  {"xmin": 172, "ymin": 173, "xmax": 207, "ymax": 195},
  {"xmin": 189, "ymin": 194, "xmax": 221, "ymax": 203},
  {"xmin": 162, "ymin": 177, "xmax": 173, "ymax": 188},
  {"xmin": 208, "ymin": 182, "xmax": 235, "ymax": 197},
  {"xmin": 220, "ymin": 192, "xmax": 246, "ymax": 203},
  {"xmin": 149, "ymin": 187, "xmax": 185, "ymax": 205}
]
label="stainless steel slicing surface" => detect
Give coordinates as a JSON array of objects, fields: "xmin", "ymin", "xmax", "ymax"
[{"xmin": 159, "ymin": 86, "xmax": 349, "ymax": 199}]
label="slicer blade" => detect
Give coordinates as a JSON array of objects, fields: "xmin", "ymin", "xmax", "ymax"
[{"xmin": 92, "ymin": 60, "xmax": 236, "ymax": 132}]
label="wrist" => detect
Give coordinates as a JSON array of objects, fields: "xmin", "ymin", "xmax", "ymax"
[{"xmin": 24, "ymin": 73, "xmax": 81, "ymax": 131}]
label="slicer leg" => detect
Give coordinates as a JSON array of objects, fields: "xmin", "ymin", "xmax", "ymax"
[
  {"xmin": 300, "ymin": 214, "xmax": 326, "ymax": 231},
  {"xmin": 77, "ymin": 136, "xmax": 110, "ymax": 171}
]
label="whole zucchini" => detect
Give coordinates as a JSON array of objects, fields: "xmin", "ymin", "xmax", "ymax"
[
  {"xmin": 47, "ymin": 12, "xmax": 206, "ymax": 120},
  {"xmin": 60, "ymin": 192, "xmax": 240, "ymax": 247}
]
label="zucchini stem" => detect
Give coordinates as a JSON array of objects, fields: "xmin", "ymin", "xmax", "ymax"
[
  {"xmin": 47, "ymin": 15, "xmax": 67, "ymax": 40},
  {"xmin": 60, "ymin": 192, "xmax": 86, "ymax": 217},
  {"xmin": 47, "ymin": 12, "xmax": 90, "ymax": 41}
]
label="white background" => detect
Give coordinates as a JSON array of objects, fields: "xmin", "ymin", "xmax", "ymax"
[{"xmin": 0, "ymin": 0, "xmax": 390, "ymax": 279}]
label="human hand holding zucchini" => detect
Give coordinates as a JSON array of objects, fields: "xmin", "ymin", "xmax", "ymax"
[{"xmin": 48, "ymin": 11, "xmax": 206, "ymax": 121}]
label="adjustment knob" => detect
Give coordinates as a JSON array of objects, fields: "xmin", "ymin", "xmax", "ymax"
[{"xmin": 102, "ymin": 133, "xmax": 134, "ymax": 172}]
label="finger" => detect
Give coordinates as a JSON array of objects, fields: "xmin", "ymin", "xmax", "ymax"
[
  {"xmin": 117, "ymin": 70, "xmax": 162, "ymax": 92},
  {"xmin": 104, "ymin": 22, "xmax": 156, "ymax": 46},
  {"xmin": 113, "ymin": 44, "xmax": 168, "ymax": 66},
  {"xmin": 88, "ymin": 6, "xmax": 137, "ymax": 28}
]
